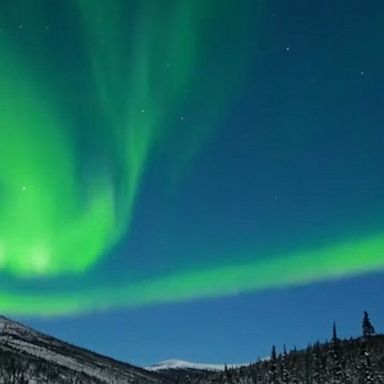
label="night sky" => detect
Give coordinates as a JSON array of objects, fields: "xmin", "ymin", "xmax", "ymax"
[{"xmin": 0, "ymin": 0, "xmax": 384, "ymax": 367}]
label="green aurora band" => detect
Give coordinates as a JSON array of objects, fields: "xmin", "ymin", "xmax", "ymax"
[
  {"xmin": 0, "ymin": 0, "xmax": 383, "ymax": 315},
  {"xmin": 1, "ymin": 231, "xmax": 384, "ymax": 316}
]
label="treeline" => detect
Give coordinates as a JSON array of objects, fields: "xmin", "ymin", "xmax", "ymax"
[{"xmin": 176, "ymin": 312, "xmax": 384, "ymax": 384}]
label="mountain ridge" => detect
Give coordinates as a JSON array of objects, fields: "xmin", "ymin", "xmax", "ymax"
[
  {"xmin": 146, "ymin": 359, "xmax": 247, "ymax": 372},
  {"xmin": 0, "ymin": 315, "xmax": 169, "ymax": 383}
]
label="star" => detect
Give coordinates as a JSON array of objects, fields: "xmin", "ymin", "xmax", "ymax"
[{"xmin": 21, "ymin": 186, "xmax": 27, "ymax": 191}]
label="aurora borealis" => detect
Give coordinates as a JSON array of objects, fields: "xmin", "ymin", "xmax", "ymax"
[
  {"xmin": 0, "ymin": 0, "xmax": 241, "ymax": 277},
  {"xmin": 0, "ymin": 0, "xmax": 384, "ymax": 324},
  {"xmin": 0, "ymin": 0, "xmax": 248, "ymax": 275}
]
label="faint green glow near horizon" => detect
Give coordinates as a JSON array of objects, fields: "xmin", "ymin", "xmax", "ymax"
[{"xmin": 1, "ymin": 231, "xmax": 384, "ymax": 316}]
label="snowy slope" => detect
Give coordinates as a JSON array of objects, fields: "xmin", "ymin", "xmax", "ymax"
[
  {"xmin": 146, "ymin": 359, "xmax": 245, "ymax": 372},
  {"xmin": 0, "ymin": 316, "xmax": 168, "ymax": 384}
]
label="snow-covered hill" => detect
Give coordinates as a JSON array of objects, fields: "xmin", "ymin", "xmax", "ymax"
[
  {"xmin": 146, "ymin": 359, "xmax": 244, "ymax": 372},
  {"xmin": 0, "ymin": 316, "xmax": 168, "ymax": 384}
]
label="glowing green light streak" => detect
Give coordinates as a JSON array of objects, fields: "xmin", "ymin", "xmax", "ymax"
[{"xmin": 1, "ymin": 232, "xmax": 383, "ymax": 316}]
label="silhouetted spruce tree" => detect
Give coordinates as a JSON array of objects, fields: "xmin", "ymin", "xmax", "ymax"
[
  {"xmin": 312, "ymin": 342, "xmax": 323, "ymax": 384},
  {"xmin": 280, "ymin": 345, "xmax": 290, "ymax": 384},
  {"xmin": 304, "ymin": 344, "xmax": 312, "ymax": 383},
  {"xmin": 289, "ymin": 348, "xmax": 304, "ymax": 384},
  {"xmin": 362, "ymin": 311, "xmax": 375, "ymax": 338},
  {"xmin": 328, "ymin": 323, "xmax": 345, "ymax": 384},
  {"xmin": 268, "ymin": 346, "xmax": 279, "ymax": 384},
  {"xmin": 224, "ymin": 364, "xmax": 233, "ymax": 382},
  {"xmin": 332, "ymin": 322, "xmax": 339, "ymax": 343}
]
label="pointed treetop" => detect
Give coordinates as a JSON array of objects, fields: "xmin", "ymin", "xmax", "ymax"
[
  {"xmin": 332, "ymin": 321, "xmax": 339, "ymax": 342},
  {"xmin": 271, "ymin": 345, "xmax": 277, "ymax": 361},
  {"xmin": 362, "ymin": 311, "xmax": 376, "ymax": 338}
]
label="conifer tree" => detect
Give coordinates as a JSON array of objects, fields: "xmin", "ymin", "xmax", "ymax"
[
  {"xmin": 362, "ymin": 311, "xmax": 376, "ymax": 338},
  {"xmin": 268, "ymin": 346, "xmax": 279, "ymax": 384},
  {"xmin": 289, "ymin": 348, "xmax": 304, "ymax": 384},
  {"xmin": 332, "ymin": 322, "xmax": 339, "ymax": 343},
  {"xmin": 280, "ymin": 345, "xmax": 290, "ymax": 384},
  {"xmin": 328, "ymin": 323, "xmax": 344, "ymax": 384},
  {"xmin": 312, "ymin": 342, "xmax": 323, "ymax": 384}
]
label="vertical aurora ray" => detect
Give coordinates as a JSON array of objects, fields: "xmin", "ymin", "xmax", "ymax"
[{"xmin": 74, "ymin": 0, "xmax": 237, "ymax": 239}]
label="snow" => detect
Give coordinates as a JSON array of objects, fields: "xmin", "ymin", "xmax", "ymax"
[
  {"xmin": 0, "ymin": 316, "xmax": 162, "ymax": 384},
  {"xmin": 146, "ymin": 359, "xmax": 246, "ymax": 372}
]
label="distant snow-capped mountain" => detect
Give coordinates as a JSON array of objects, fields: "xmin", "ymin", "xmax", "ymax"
[{"xmin": 146, "ymin": 359, "xmax": 245, "ymax": 372}]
